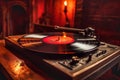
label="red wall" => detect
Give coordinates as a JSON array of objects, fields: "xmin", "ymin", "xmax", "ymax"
[
  {"xmin": 52, "ymin": 0, "xmax": 76, "ymax": 27},
  {"xmin": 36, "ymin": 0, "xmax": 76, "ymax": 27},
  {"xmin": 32, "ymin": 0, "xmax": 45, "ymax": 23},
  {"xmin": 37, "ymin": 0, "xmax": 45, "ymax": 19}
]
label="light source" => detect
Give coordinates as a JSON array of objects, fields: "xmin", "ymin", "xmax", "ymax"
[
  {"xmin": 64, "ymin": 0, "xmax": 70, "ymax": 27},
  {"xmin": 64, "ymin": 1, "xmax": 67, "ymax": 13}
]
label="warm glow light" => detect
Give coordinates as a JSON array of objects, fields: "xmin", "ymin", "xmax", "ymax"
[
  {"xmin": 64, "ymin": 1, "xmax": 67, "ymax": 6},
  {"xmin": 63, "ymin": 32, "xmax": 66, "ymax": 38},
  {"xmin": 10, "ymin": 60, "xmax": 27, "ymax": 77},
  {"xmin": 10, "ymin": 60, "xmax": 31, "ymax": 79},
  {"xmin": 13, "ymin": 60, "xmax": 24, "ymax": 75},
  {"xmin": 14, "ymin": 64, "xmax": 21, "ymax": 74}
]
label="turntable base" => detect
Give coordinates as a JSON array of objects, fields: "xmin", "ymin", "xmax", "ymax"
[{"xmin": 5, "ymin": 35, "xmax": 120, "ymax": 80}]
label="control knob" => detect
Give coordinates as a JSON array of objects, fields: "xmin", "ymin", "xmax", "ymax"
[{"xmin": 69, "ymin": 56, "xmax": 80, "ymax": 65}]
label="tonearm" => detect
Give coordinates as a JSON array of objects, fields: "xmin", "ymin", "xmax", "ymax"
[
  {"xmin": 54, "ymin": 26, "xmax": 96, "ymax": 38},
  {"xmin": 35, "ymin": 24, "xmax": 96, "ymax": 38}
]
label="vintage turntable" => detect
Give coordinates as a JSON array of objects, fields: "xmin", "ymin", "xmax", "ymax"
[{"xmin": 5, "ymin": 26, "xmax": 120, "ymax": 80}]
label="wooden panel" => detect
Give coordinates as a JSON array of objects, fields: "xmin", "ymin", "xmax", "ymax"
[
  {"xmin": 74, "ymin": 0, "xmax": 84, "ymax": 28},
  {"xmin": 74, "ymin": 0, "xmax": 120, "ymax": 45}
]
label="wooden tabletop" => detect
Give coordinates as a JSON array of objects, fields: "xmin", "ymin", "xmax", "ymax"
[{"xmin": 0, "ymin": 40, "xmax": 52, "ymax": 80}]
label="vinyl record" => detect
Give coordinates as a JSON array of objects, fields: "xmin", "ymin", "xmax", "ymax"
[{"xmin": 18, "ymin": 32, "xmax": 100, "ymax": 54}]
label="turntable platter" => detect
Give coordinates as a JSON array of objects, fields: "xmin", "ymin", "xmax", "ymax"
[{"xmin": 18, "ymin": 32, "xmax": 100, "ymax": 54}]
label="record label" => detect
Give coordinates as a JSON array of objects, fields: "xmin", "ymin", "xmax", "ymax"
[{"xmin": 43, "ymin": 36, "xmax": 74, "ymax": 45}]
